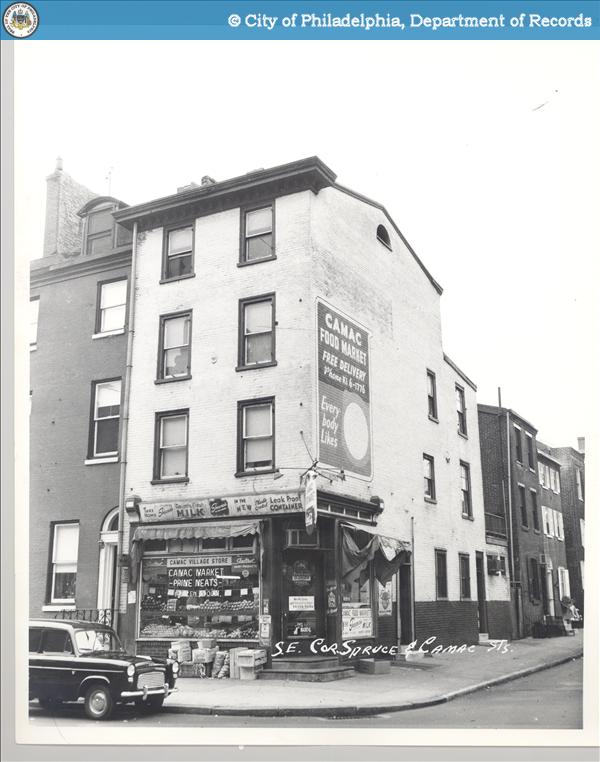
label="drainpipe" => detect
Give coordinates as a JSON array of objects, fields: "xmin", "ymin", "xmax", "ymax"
[
  {"xmin": 505, "ymin": 408, "xmax": 519, "ymax": 638},
  {"xmin": 411, "ymin": 515, "xmax": 416, "ymax": 643},
  {"xmin": 114, "ymin": 221, "xmax": 138, "ymax": 634}
]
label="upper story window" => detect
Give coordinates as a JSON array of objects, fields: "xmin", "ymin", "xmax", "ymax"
[
  {"xmin": 459, "ymin": 554, "xmax": 471, "ymax": 599},
  {"xmin": 435, "ymin": 549, "xmax": 447, "ymax": 599},
  {"xmin": 86, "ymin": 207, "xmax": 114, "ymax": 255},
  {"xmin": 530, "ymin": 489, "xmax": 540, "ymax": 532},
  {"xmin": 96, "ymin": 278, "xmax": 127, "ymax": 335},
  {"xmin": 163, "ymin": 225, "xmax": 194, "ymax": 281},
  {"xmin": 49, "ymin": 522, "xmax": 79, "ymax": 604},
  {"xmin": 237, "ymin": 398, "xmax": 275, "ymax": 475},
  {"xmin": 154, "ymin": 410, "xmax": 189, "ymax": 482},
  {"xmin": 89, "ymin": 379, "xmax": 121, "ymax": 458},
  {"xmin": 30, "ymin": 297, "xmax": 39, "ymax": 348},
  {"xmin": 241, "ymin": 205, "xmax": 274, "ymax": 264},
  {"xmin": 460, "ymin": 461, "xmax": 472, "ymax": 518},
  {"xmin": 518, "ymin": 484, "xmax": 528, "ymax": 528},
  {"xmin": 456, "ymin": 384, "xmax": 467, "ymax": 436},
  {"xmin": 514, "ymin": 425, "xmax": 523, "ymax": 464},
  {"xmin": 238, "ymin": 295, "xmax": 275, "ymax": 369},
  {"xmin": 376, "ymin": 224, "xmax": 391, "ymax": 249},
  {"xmin": 158, "ymin": 312, "xmax": 192, "ymax": 381},
  {"xmin": 526, "ymin": 433, "xmax": 535, "ymax": 470},
  {"xmin": 576, "ymin": 468, "xmax": 584, "ymax": 500},
  {"xmin": 423, "ymin": 454, "xmax": 436, "ymax": 501},
  {"xmin": 426, "ymin": 370, "xmax": 438, "ymax": 420}
]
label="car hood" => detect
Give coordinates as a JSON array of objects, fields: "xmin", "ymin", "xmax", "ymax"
[{"xmin": 79, "ymin": 651, "xmax": 166, "ymax": 669}]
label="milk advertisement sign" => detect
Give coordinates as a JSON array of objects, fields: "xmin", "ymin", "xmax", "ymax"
[{"xmin": 317, "ymin": 300, "xmax": 372, "ymax": 477}]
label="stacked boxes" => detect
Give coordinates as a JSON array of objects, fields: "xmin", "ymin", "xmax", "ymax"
[{"xmin": 236, "ymin": 649, "xmax": 268, "ymax": 680}]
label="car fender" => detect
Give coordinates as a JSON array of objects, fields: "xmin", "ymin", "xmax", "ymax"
[{"xmin": 77, "ymin": 675, "xmax": 112, "ymax": 698}]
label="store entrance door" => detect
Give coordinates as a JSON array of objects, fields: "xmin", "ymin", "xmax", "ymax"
[{"xmin": 281, "ymin": 548, "xmax": 324, "ymax": 646}]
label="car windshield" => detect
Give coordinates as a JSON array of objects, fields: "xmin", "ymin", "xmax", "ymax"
[{"xmin": 74, "ymin": 628, "xmax": 123, "ymax": 654}]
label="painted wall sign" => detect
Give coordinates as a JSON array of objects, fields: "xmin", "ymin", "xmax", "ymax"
[
  {"xmin": 288, "ymin": 595, "xmax": 315, "ymax": 611},
  {"xmin": 139, "ymin": 492, "xmax": 304, "ymax": 523},
  {"xmin": 342, "ymin": 607, "xmax": 373, "ymax": 638},
  {"xmin": 316, "ymin": 299, "xmax": 372, "ymax": 477}
]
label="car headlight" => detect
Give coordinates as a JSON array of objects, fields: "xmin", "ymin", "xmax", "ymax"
[
  {"xmin": 172, "ymin": 661, "xmax": 179, "ymax": 674},
  {"xmin": 127, "ymin": 664, "xmax": 136, "ymax": 677}
]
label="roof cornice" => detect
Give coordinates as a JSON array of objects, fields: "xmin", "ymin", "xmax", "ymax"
[{"xmin": 30, "ymin": 248, "xmax": 131, "ymax": 287}]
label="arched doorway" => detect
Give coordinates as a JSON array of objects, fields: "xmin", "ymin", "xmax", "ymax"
[{"xmin": 97, "ymin": 507, "xmax": 119, "ymax": 621}]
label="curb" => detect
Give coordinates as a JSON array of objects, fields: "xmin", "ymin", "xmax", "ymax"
[{"xmin": 163, "ymin": 650, "xmax": 583, "ymax": 718}]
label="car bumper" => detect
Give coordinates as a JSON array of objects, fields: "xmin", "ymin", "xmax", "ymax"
[{"xmin": 120, "ymin": 684, "xmax": 177, "ymax": 699}]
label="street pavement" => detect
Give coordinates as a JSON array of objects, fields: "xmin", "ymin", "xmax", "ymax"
[{"xmin": 28, "ymin": 658, "xmax": 582, "ymax": 728}]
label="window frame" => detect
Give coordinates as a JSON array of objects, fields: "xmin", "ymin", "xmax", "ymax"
[
  {"xmin": 88, "ymin": 378, "xmax": 122, "ymax": 459},
  {"xmin": 460, "ymin": 461, "xmax": 473, "ymax": 518},
  {"xmin": 95, "ymin": 276, "xmax": 128, "ymax": 335},
  {"xmin": 526, "ymin": 433, "xmax": 535, "ymax": 470},
  {"xmin": 426, "ymin": 369, "xmax": 438, "ymax": 421},
  {"xmin": 239, "ymin": 202, "xmax": 276, "ymax": 266},
  {"xmin": 30, "ymin": 296, "xmax": 40, "ymax": 348},
  {"xmin": 455, "ymin": 384, "xmax": 468, "ymax": 437},
  {"xmin": 237, "ymin": 293, "xmax": 277, "ymax": 371},
  {"xmin": 518, "ymin": 483, "xmax": 528, "ymax": 528},
  {"xmin": 529, "ymin": 556, "xmax": 541, "ymax": 601},
  {"xmin": 423, "ymin": 453, "xmax": 436, "ymax": 502},
  {"xmin": 514, "ymin": 425, "xmax": 523, "ymax": 464},
  {"xmin": 576, "ymin": 468, "xmax": 584, "ymax": 501},
  {"xmin": 152, "ymin": 409, "xmax": 190, "ymax": 484},
  {"xmin": 85, "ymin": 205, "xmax": 116, "ymax": 256},
  {"xmin": 435, "ymin": 549, "xmax": 448, "ymax": 600},
  {"xmin": 530, "ymin": 488, "xmax": 540, "ymax": 532},
  {"xmin": 459, "ymin": 553, "xmax": 471, "ymax": 600},
  {"xmin": 156, "ymin": 310, "xmax": 193, "ymax": 383},
  {"xmin": 47, "ymin": 521, "xmax": 79, "ymax": 605},
  {"xmin": 236, "ymin": 397, "xmax": 276, "ymax": 476},
  {"xmin": 161, "ymin": 222, "xmax": 196, "ymax": 283}
]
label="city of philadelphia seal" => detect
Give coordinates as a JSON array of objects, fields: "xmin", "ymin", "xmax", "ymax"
[{"xmin": 3, "ymin": 3, "xmax": 39, "ymax": 38}]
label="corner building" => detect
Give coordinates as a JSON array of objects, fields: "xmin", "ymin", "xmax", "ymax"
[{"xmin": 115, "ymin": 158, "xmax": 508, "ymax": 667}]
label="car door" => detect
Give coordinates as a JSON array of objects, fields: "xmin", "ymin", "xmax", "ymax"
[
  {"xmin": 39, "ymin": 628, "xmax": 78, "ymax": 700},
  {"xmin": 28, "ymin": 627, "xmax": 44, "ymax": 698}
]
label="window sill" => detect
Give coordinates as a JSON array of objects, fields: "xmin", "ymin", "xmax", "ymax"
[
  {"xmin": 30, "ymin": 344, "xmax": 37, "ymax": 352},
  {"xmin": 521, "ymin": 525, "xmax": 529, "ymax": 531},
  {"xmin": 237, "ymin": 255, "xmax": 277, "ymax": 268},
  {"xmin": 236, "ymin": 361, "xmax": 278, "ymax": 372},
  {"xmin": 92, "ymin": 328, "xmax": 125, "ymax": 340},
  {"xmin": 424, "ymin": 497, "xmax": 437, "ymax": 505},
  {"xmin": 159, "ymin": 273, "xmax": 196, "ymax": 285},
  {"xmin": 150, "ymin": 477, "xmax": 190, "ymax": 485},
  {"xmin": 43, "ymin": 604, "xmax": 76, "ymax": 612},
  {"xmin": 458, "ymin": 431, "xmax": 468, "ymax": 440},
  {"xmin": 428, "ymin": 415, "xmax": 439, "ymax": 424},
  {"xmin": 235, "ymin": 468, "xmax": 277, "ymax": 478},
  {"xmin": 533, "ymin": 528, "xmax": 541, "ymax": 534},
  {"xmin": 154, "ymin": 375, "xmax": 192, "ymax": 385},
  {"xmin": 462, "ymin": 514, "xmax": 474, "ymax": 521},
  {"xmin": 84, "ymin": 456, "xmax": 119, "ymax": 465}
]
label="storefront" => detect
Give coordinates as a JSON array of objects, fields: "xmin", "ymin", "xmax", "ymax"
[{"xmin": 127, "ymin": 490, "xmax": 411, "ymax": 662}]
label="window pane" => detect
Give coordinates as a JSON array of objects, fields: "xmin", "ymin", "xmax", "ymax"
[
  {"xmin": 164, "ymin": 316, "xmax": 189, "ymax": 349},
  {"xmin": 96, "ymin": 418, "xmax": 119, "ymax": 454},
  {"xmin": 161, "ymin": 416, "xmax": 187, "ymax": 447},
  {"xmin": 96, "ymin": 381, "xmax": 121, "ymax": 414},
  {"xmin": 87, "ymin": 234, "xmax": 113, "ymax": 256},
  {"xmin": 53, "ymin": 524, "xmax": 79, "ymax": 563},
  {"xmin": 245, "ymin": 438, "xmax": 272, "ymax": 468},
  {"xmin": 245, "ymin": 301, "xmax": 272, "ymax": 334},
  {"xmin": 101, "ymin": 304, "xmax": 126, "ymax": 332},
  {"xmin": 168, "ymin": 227, "xmax": 193, "ymax": 255},
  {"xmin": 53, "ymin": 572, "xmax": 77, "ymax": 602},
  {"xmin": 423, "ymin": 457, "xmax": 432, "ymax": 479},
  {"xmin": 246, "ymin": 233, "xmax": 272, "ymax": 262},
  {"xmin": 100, "ymin": 280, "xmax": 127, "ymax": 309},
  {"xmin": 161, "ymin": 448, "xmax": 186, "ymax": 477},
  {"xmin": 166, "ymin": 252, "xmax": 193, "ymax": 278},
  {"xmin": 88, "ymin": 209, "xmax": 113, "ymax": 234},
  {"xmin": 246, "ymin": 207, "xmax": 272, "ymax": 236},
  {"xmin": 164, "ymin": 347, "xmax": 190, "ymax": 377},
  {"xmin": 246, "ymin": 333, "xmax": 272, "ymax": 364},
  {"xmin": 244, "ymin": 405, "xmax": 271, "ymax": 437}
]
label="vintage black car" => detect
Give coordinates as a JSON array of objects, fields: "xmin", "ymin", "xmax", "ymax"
[{"xmin": 29, "ymin": 619, "xmax": 178, "ymax": 720}]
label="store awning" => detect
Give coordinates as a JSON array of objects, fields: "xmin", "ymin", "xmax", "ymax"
[
  {"xmin": 341, "ymin": 522, "xmax": 411, "ymax": 586},
  {"xmin": 129, "ymin": 520, "xmax": 261, "ymax": 583}
]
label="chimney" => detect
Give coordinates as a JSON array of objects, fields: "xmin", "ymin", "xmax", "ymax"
[
  {"xmin": 176, "ymin": 181, "xmax": 199, "ymax": 193},
  {"xmin": 201, "ymin": 175, "xmax": 216, "ymax": 186},
  {"xmin": 43, "ymin": 158, "xmax": 97, "ymax": 257},
  {"xmin": 577, "ymin": 437, "xmax": 585, "ymax": 453}
]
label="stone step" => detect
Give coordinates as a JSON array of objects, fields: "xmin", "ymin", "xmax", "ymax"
[
  {"xmin": 258, "ymin": 666, "xmax": 355, "ymax": 683},
  {"xmin": 269, "ymin": 656, "xmax": 339, "ymax": 672}
]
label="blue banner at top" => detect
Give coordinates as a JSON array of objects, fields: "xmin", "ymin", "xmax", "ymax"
[{"xmin": 1, "ymin": 0, "xmax": 599, "ymax": 40}]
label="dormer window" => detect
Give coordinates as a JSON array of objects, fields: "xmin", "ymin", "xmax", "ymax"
[
  {"xmin": 376, "ymin": 224, "xmax": 391, "ymax": 249},
  {"xmin": 80, "ymin": 197, "xmax": 132, "ymax": 257}
]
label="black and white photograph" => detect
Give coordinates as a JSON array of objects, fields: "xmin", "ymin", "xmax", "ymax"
[{"xmin": 2, "ymin": 9, "xmax": 599, "ymax": 759}]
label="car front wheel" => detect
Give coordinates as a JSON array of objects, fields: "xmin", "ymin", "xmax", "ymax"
[{"xmin": 84, "ymin": 684, "xmax": 114, "ymax": 720}]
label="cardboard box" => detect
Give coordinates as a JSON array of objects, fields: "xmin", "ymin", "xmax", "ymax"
[
  {"xmin": 197, "ymin": 638, "xmax": 217, "ymax": 649},
  {"xmin": 357, "ymin": 658, "xmax": 391, "ymax": 675}
]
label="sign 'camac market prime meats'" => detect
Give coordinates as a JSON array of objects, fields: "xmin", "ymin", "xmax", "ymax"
[{"xmin": 317, "ymin": 300, "xmax": 372, "ymax": 477}]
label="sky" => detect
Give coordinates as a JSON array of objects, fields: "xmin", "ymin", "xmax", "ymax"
[{"xmin": 14, "ymin": 40, "xmax": 600, "ymax": 448}]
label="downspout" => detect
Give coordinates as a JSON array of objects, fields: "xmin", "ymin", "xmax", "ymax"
[
  {"xmin": 114, "ymin": 221, "xmax": 138, "ymax": 632},
  {"xmin": 505, "ymin": 408, "xmax": 519, "ymax": 637},
  {"xmin": 411, "ymin": 515, "xmax": 416, "ymax": 643}
]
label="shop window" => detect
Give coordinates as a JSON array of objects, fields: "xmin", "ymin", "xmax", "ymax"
[
  {"xmin": 238, "ymin": 295, "xmax": 275, "ymax": 369},
  {"xmin": 459, "ymin": 553, "xmax": 471, "ymax": 599},
  {"xmin": 241, "ymin": 205, "xmax": 274, "ymax": 264},
  {"xmin": 285, "ymin": 528, "xmax": 320, "ymax": 548},
  {"xmin": 435, "ymin": 549, "xmax": 447, "ymax": 599},
  {"xmin": 163, "ymin": 225, "xmax": 194, "ymax": 281},
  {"xmin": 341, "ymin": 561, "xmax": 373, "ymax": 639},
  {"xmin": 89, "ymin": 379, "xmax": 121, "ymax": 458},
  {"xmin": 237, "ymin": 398, "xmax": 275, "ymax": 475},
  {"xmin": 530, "ymin": 489, "xmax": 540, "ymax": 531},
  {"xmin": 153, "ymin": 410, "xmax": 189, "ymax": 482},
  {"xmin": 232, "ymin": 534, "xmax": 255, "ymax": 549},
  {"xmin": 49, "ymin": 522, "xmax": 79, "ymax": 604},
  {"xmin": 423, "ymin": 454, "xmax": 436, "ymax": 501},
  {"xmin": 95, "ymin": 278, "xmax": 127, "ymax": 335},
  {"xmin": 30, "ymin": 297, "xmax": 39, "ymax": 348},
  {"xmin": 144, "ymin": 539, "xmax": 167, "ymax": 553},
  {"xmin": 426, "ymin": 370, "xmax": 438, "ymax": 420},
  {"xmin": 518, "ymin": 485, "xmax": 528, "ymax": 528},
  {"xmin": 139, "ymin": 549, "xmax": 260, "ymax": 641},
  {"xmin": 460, "ymin": 461, "xmax": 472, "ymax": 518},
  {"xmin": 158, "ymin": 312, "xmax": 192, "ymax": 380},
  {"xmin": 456, "ymin": 385, "xmax": 467, "ymax": 436},
  {"xmin": 202, "ymin": 537, "xmax": 227, "ymax": 550},
  {"xmin": 376, "ymin": 224, "xmax": 391, "ymax": 249}
]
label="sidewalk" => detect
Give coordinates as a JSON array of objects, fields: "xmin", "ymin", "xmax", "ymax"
[{"xmin": 165, "ymin": 632, "xmax": 583, "ymax": 717}]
